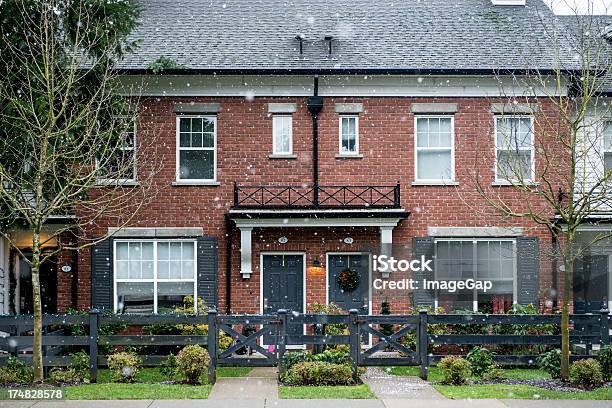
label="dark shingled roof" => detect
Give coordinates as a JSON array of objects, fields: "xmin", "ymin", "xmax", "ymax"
[{"xmin": 119, "ymin": 0, "xmax": 579, "ymax": 73}]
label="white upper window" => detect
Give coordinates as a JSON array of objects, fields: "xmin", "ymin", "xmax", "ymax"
[
  {"xmin": 273, "ymin": 115, "xmax": 293, "ymax": 155},
  {"xmin": 339, "ymin": 115, "xmax": 359, "ymax": 155},
  {"xmin": 415, "ymin": 116, "xmax": 454, "ymax": 181},
  {"xmin": 97, "ymin": 118, "xmax": 136, "ymax": 182},
  {"xmin": 177, "ymin": 116, "xmax": 217, "ymax": 182},
  {"xmin": 495, "ymin": 116, "xmax": 534, "ymax": 182},
  {"xmin": 114, "ymin": 240, "xmax": 197, "ymax": 314},
  {"xmin": 603, "ymin": 121, "xmax": 612, "ymax": 174}
]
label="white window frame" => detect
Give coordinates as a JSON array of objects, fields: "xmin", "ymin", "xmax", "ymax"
[
  {"xmin": 96, "ymin": 118, "xmax": 137, "ymax": 183},
  {"xmin": 176, "ymin": 115, "xmax": 217, "ymax": 182},
  {"xmin": 494, "ymin": 115, "xmax": 535, "ymax": 182},
  {"xmin": 433, "ymin": 238, "xmax": 517, "ymax": 312},
  {"xmin": 603, "ymin": 120, "xmax": 612, "ymax": 174},
  {"xmin": 113, "ymin": 239, "xmax": 197, "ymax": 314},
  {"xmin": 338, "ymin": 115, "xmax": 360, "ymax": 156},
  {"xmin": 414, "ymin": 115, "xmax": 455, "ymax": 182},
  {"xmin": 272, "ymin": 114, "xmax": 293, "ymax": 155}
]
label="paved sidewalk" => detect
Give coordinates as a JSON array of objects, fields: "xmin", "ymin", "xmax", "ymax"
[
  {"xmin": 207, "ymin": 366, "xmax": 279, "ymax": 400},
  {"xmin": 2, "ymin": 399, "xmax": 611, "ymax": 407},
  {"xmin": 361, "ymin": 366, "xmax": 445, "ymax": 399}
]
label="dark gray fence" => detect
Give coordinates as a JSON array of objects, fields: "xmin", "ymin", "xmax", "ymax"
[{"xmin": 1, "ymin": 308, "xmax": 609, "ymax": 384}]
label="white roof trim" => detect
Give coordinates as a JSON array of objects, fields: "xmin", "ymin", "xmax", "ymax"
[{"xmin": 233, "ymin": 217, "xmax": 403, "ymax": 228}]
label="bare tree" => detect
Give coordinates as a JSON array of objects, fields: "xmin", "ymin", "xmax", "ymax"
[
  {"xmin": 466, "ymin": 1, "xmax": 612, "ymax": 380},
  {"xmin": 0, "ymin": 0, "xmax": 159, "ymax": 382}
]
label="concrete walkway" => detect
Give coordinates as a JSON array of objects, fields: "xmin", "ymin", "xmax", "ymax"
[
  {"xmin": 207, "ymin": 366, "xmax": 279, "ymax": 400},
  {"xmin": 361, "ymin": 366, "xmax": 445, "ymax": 399},
  {"xmin": 3, "ymin": 399, "xmax": 611, "ymax": 407}
]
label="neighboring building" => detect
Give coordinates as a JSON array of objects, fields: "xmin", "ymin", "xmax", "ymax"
[{"xmin": 3, "ymin": 0, "xmax": 610, "ymax": 316}]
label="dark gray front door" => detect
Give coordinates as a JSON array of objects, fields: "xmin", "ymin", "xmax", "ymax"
[
  {"xmin": 328, "ymin": 254, "xmax": 369, "ymax": 314},
  {"xmin": 574, "ymin": 255, "xmax": 609, "ymax": 314},
  {"xmin": 262, "ymin": 254, "xmax": 304, "ymax": 343}
]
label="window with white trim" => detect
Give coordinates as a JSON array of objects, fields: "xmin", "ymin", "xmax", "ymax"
[
  {"xmin": 603, "ymin": 121, "xmax": 612, "ymax": 173},
  {"xmin": 177, "ymin": 116, "xmax": 217, "ymax": 181},
  {"xmin": 435, "ymin": 239, "xmax": 516, "ymax": 313},
  {"xmin": 114, "ymin": 240, "xmax": 197, "ymax": 314},
  {"xmin": 339, "ymin": 115, "xmax": 359, "ymax": 155},
  {"xmin": 272, "ymin": 115, "xmax": 293, "ymax": 155},
  {"xmin": 495, "ymin": 116, "xmax": 534, "ymax": 182},
  {"xmin": 97, "ymin": 117, "xmax": 136, "ymax": 182},
  {"xmin": 415, "ymin": 116, "xmax": 454, "ymax": 181}
]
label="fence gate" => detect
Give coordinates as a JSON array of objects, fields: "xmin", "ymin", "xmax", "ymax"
[{"xmin": 357, "ymin": 314, "xmax": 421, "ymax": 366}]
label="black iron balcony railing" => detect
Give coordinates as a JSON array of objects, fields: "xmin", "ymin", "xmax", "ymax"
[{"xmin": 233, "ymin": 182, "xmax": 401, "ymax": 209}]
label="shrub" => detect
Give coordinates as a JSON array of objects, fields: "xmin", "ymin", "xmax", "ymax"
[
  {"xmin": 107, "ymin": 351, "xmax": 142, "ymax": 383},
  {"xmin": 438, "ymin": 356, "xmax": 471, "ymax": 385},
  {"xmin": 597, "ymin": 345, "xmax": 612, "ymax": 381},
  {"xmin": 48, "ymin": 351, "xmax": 90, "ymax": 384},
  {"xmin": 481, "ymin": 365, "xmax": 504, "ymax": 381},
  {"xmin": 570, "ymin": 359, "xmax": 603, "ymax": 388},
  {"xmin": 176, "ymin": 345, "xmax": 209, "ymax": 385},
  {"xmin": 0, "ymin": 357, "xmax": 33, "ymax": 384},
  {"xmin": 283, "ymin": 351, "xmax": 308, "ymax": 371},
  {"xmin": 159, "ymin": 354, "xmax": 179, "ymax": 381},
  {"xmin": 466, "ymin": 347, "xmax": 495, "ymax": 377},
  {"xmin": 281, "ymin": 361, "xmax": 354, "ymax": 385},
  {"xmin": 537, "ymin": 349, "xmax": 561, "ymax": 379}
]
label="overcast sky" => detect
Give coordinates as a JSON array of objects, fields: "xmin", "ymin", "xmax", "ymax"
[{"xmin": 544, "ymin": 0, "xmax": 612, "ymax": 15}]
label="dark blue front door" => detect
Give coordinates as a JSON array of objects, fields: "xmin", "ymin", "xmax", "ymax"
[
  {"xmin": 262, "ymin": 254, "xmax": 304, "ymax": 343},
  {"xmin": 328, "ymin": 254, "xmax": 370, "ymax": 314},
  {"xmin": 573, "ymin": 255, "xmax": 608, "ymax": 314}
]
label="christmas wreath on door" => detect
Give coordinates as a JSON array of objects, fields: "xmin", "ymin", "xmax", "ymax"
[{"xmin": 337, "ymin": 267, "xmax": 360, "ymax": 292}]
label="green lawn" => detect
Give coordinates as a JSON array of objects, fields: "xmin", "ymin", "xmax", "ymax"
[
  {"xmin": 65, "ymin": 383, "xmax": 212, "ymax": 400},
  {"xmin": 387, "ymin": 366, "xmax": 550, "ymax": 382},
  {"xmin": 279, "ymin": 384, "xmax": 376, "ymax": 399},
  {"xmin": 62, "ymin": 367, "xmax": 251, "ymax": 400},
  {"xmin": 434, "ymin": 384, "xmax": 612, "ymax": 400}
]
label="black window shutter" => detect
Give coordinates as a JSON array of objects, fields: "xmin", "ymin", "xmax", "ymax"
[
  {"xmin": 517, "ymin": 236, "xmax": 539, "ymax": 306},
  {"xmin": 412, "ymin": 236, "xmax": 435, "ymax": 308},
  {"xmin": 91, "ymin": 238, "xmax": 113, "ymax": 310},
  {"xmin": 197, "ymin": 236, "xmax": 218, "ymax": 309}
]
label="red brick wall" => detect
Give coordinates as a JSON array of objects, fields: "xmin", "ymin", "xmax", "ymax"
[{"xmin": 70, "ymin": 96, "xmax": 566, "ymax": 314}]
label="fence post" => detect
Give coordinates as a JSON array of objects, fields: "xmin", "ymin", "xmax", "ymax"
[
  {"xmin": 600, "ymin": 305, "xmax": 610, "ymax": 346},
  {"xmin": 88, "ymin": 309, "xmax": 99, "ymax": 383},
  {"xmin": 277, "ymin": 309, "xmax": 288, "ymax": 376},
  {"xmin": 418, "ymin": 309, "xmax": 428, "ymax": 380},
  {"xmin": 207, "ymin": 308, "xmax": 218, "ymax": 385},
  {"xmin": 348, "ymin": 309, "xmax": 360, "ymax": 382}
]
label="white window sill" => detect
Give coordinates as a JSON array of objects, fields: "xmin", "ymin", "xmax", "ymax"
[
  {"xmin": 492, "ymin": 181, "xmax": 539, "ymax": 187},
  {"xmin": 411, "ymin": 181, "xmax": 459, "ymax": 186},
  {"xmin": 96, "ymin": 179, "xmax": 139, "ymax": 187},
  {"xmin": 269, "ymin": 154, "xmax": 297, "ymax": 159},
  {"xmin": 335, "ymin": 154, "xmax": 363, "ymax": 159},
  {"xmin": 172, "ymin": 181, "xmax": 220, "ymax": 186}
]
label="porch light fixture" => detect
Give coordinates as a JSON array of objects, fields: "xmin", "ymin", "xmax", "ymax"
[{"xmin": 308, "ymin": 258, "xmax": 324, "ymax": 275}]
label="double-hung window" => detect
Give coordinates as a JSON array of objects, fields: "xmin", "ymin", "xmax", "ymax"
[
  {"xmin": 272, "ymin": 115, "xmax": 293, "ymax": 155},
  {"xmin": 603, "ymin": 121, "xmax": 612, "ymax": 174},
  {"xmin": 415, "ymin": 116, "xmax": 454, "ymax": 181},
  {"xmin": 98, "ymin": 117, "xmax": 136, "ymax": 182},
  {"xmin": 339, "ymin": 115, "xmax": 359, "ymax": 155},
  {"xmin": 114, "ymin": 240, "xmax": 197, "ymax": 314},
  {"xmin": 495, "ymin": 116, "xmax": 534, "ymax": 182},
  {"xmin": 435, "ymin": 239, "xmax": 516, "ymax": 313},
  {"xmin": 177, "ymin": 116, "xmax": 217, "ymax": 182}
]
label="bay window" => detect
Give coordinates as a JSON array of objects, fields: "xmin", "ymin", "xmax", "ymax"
[
  {"xmin": 435, "ymin": 239, "xmax": 516, "ymax": 313},
  {"xmin": 114, "ymin": 240, "xmax": 197, "ymax": 314}
]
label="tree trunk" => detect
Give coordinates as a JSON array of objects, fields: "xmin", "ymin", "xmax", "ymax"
[
  {"xmin": 31, "ymin": 229, "xmax": 44, "ymax": 383},
  {"xmin": 561, "ymin": 254, "xmax": 572, "ymax": 381}
]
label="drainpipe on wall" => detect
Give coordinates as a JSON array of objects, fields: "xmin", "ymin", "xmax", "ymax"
[
  {"xmin": 307, "ymin": 75, "xmax": 323, "ymax": 207},
  {"xmin": 551, "ymin": 229, "xmax": 558, "ymax": 310},
  {"xmin": 225, "ymin": 214, "xmax": 233, "ymax": 314}
]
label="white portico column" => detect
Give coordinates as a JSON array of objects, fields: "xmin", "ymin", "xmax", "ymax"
[
  {"xmin": 240, "ymin": 227, "xmax": 253, "ymax": 278},
  {"xmin": 380, "ymin": 226, "xmax": 394, "ymax": 279}
]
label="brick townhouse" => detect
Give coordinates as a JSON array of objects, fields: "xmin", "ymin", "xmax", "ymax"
[{"xmin": 1, "ymin": 0, "xmax": 610, "ymax": 319}]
